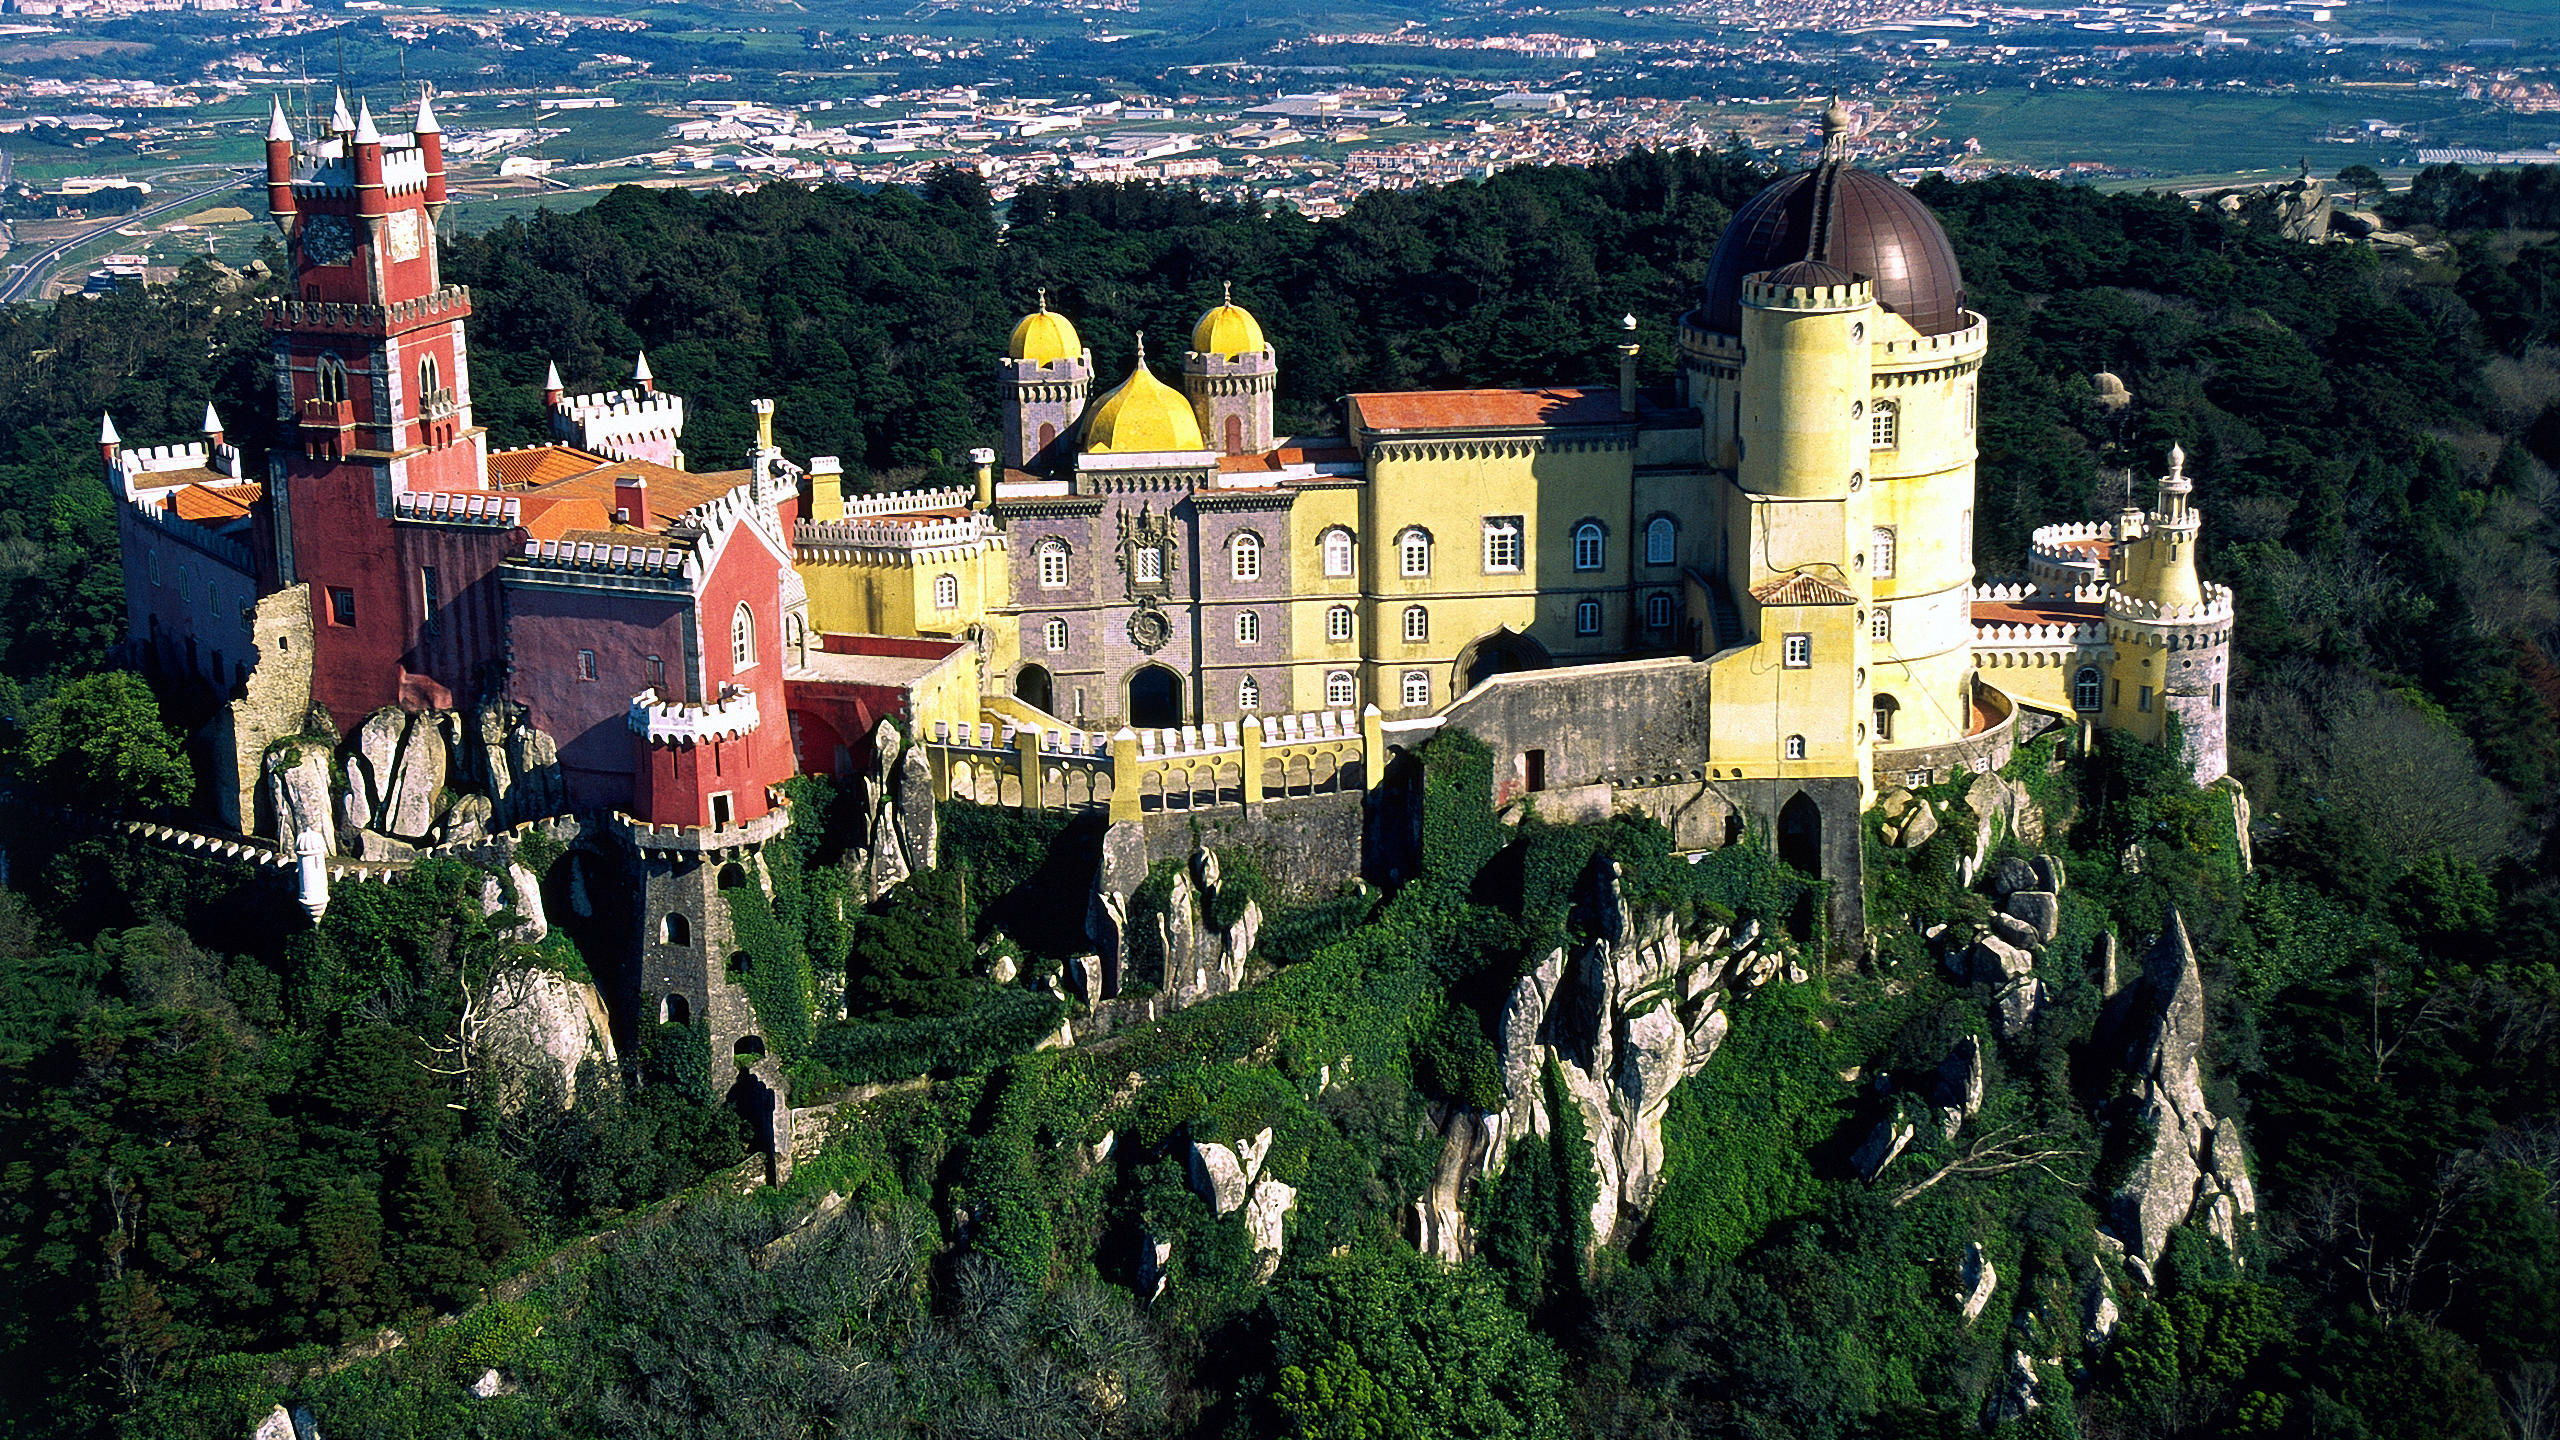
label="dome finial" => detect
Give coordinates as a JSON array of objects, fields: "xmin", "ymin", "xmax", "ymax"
[
  {"xmin": 1223, "ymin": 279, "xmax": 1232, "ymax": 305},
  {"xmin": 1821, "ymin": 94, "xmax": 1852, "ymax": 160},
  {"xmin": 1037, "ymin": 286, "xmax": 1049, "ymax": 312},
  {"xmin": 2169, "ymin": 442, "xmax": 2186, "ymax": 480},
  {"xmin": 1134, "ymin": 330, "xmax": 1147, "ymax": 367}
]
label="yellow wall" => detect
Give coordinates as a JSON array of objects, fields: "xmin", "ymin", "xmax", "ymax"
[
  {"xmin": 1864, "ymin": 310, "xmax": 1985, "ymax": 752},
  {"xmin": 798, "ymin": 544, "xmax": 1014, "ymax": 679}
]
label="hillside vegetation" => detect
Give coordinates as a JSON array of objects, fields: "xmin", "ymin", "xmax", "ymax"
[{"xmin": 0, "ymin": 158, "xmax": 2556, "ymax": 1439}]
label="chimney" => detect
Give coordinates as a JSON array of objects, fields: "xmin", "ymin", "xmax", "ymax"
[
  {"xmin": 969, "ymin": 446, "xmax": 997, "ymax": 509},
  {"xmin": 614, "ymin": 475, "xmax": 649, "ymax": 529},
  {"xmin": 807, "ymin": 454, "xmax": 844, "ymax": 524},
  {"xmin": 1616, "ymin": 313, "xmax": 1641, "ymax": 415}
]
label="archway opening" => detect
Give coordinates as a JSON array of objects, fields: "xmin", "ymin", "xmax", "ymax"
[
  {"xmin": 718, "ymin": 862, "xmax": 751, "ymax": 890},
  {"xmin": 1777, "ymin": 791, "xmax": 1823, "ymax": 879},
  {"xmin": 1456, "ymin": 627, "xmax": 1551, "ymax": 695},
  {"xmin": 661, "ymin": 993, "xmax": 690, "ymax": 1025},
  {"xmin": 733, "ymin": 1035, "xmax": 766, "ymax": 1063},
  {"xmin": 1017, "ymin": 663, "xmax": 1055, "ymax": 715},
  {"xmin": 1129, "ymin": 665, "xmax": 1182, "ymax": 729},
  {"xmin": 1873, "ymin": 693, "xmax": 1901, "ymax": 745},
  {"xmin": 660, "ymin": 912, "xmax": 691, "ymax": 947}
]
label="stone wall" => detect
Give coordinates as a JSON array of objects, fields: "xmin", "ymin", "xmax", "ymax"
[
  {"xmin": 1133, "ymin": 787, "xmax": 1371, "ymax": 900},
  {"xmin": 212, "ymin": 586, "xmax": 317, "ymax": 836}
]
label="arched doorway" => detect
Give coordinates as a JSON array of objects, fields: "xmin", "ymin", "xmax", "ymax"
[
  {"xmin": 1017, "ymin": 663, "xmax": 1055, "ymax": 715},
  {"xmin": 1454, "ymin": 627, "xmax": 1552, "ymax": 696},
  {"xmin": 1129, "ymin": 665, "xmax": 1182, "ymax": 728},
  {"xmin": 1873, "ymin": 693, "xmax": 1900, "ymax": 745},
  {"xmin": 1777, "ymin": 791, "xmax": 1823, "ymax": 879}
]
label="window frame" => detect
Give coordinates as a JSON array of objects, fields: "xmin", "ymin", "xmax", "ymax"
[
  {"xmin": 1482, "ymin": 516, "xmax": 1523, "ymax": 574},
  {"xmin": 1645, "ymin": 515, "xmax": 1676, "ymax": 566},
  {"xmin": 1231, "ymin": 530, "xmax": 1262, "ymax": 583},
  {"xmin": 1397, "ymin": 528, "xmax": 1431, "ymax": 579},
  {"xmin": 1644, "ymin": 592, "xmax": 1673, "ymax": 629},
  {"xmin": 577, "ymin": 648, "xmax": 597, "ymax": 682},
  {"xmin": 1572, "ymin": 520, "xmax": 1606, "ymax": 572},
  {"xmin": 1871, "ymin": 605, "xmax": 1891, "ymax": 643},
  {"xmin": 1037, "ymin": 539, "xmax": 1069, "ymax": 590},
  {"xmin": 1237, "ymin": 610, "xmax": 1261, "ymax": 645},
  {"xmin": 327, "ymin": 586, "xmax": 356, "ymax": 627},
  {"xmin": 1044, "ymin": 617, "xmax": 1069, "ymax": 652},
  {"xmin": 1782, "ymin": 632, "xmax": 1811, "ymax": 668},
  {"xmin": 1401, "ymin": 669, "xmax": 1430, "ymax": 708},
  {"xmin": 1402, "ymin": 605, "xmax": 1429, "ymax": 643},
  {"xmin": 2073, "ymin": 666, "xmax": 2102, "ymax": 712},
  {"xmin": 933, "ymin": 572, "xmax": 959, "ymax": 611},
  {"xmin": 1784, "ymin": 734, "xmax": 1807, "ymax": 760},
  {"xmin": 1321, "ymin": 527, "xmax": 1355, "ymax": 578},
  {"xmin": 1574, "ymin": 598, "xmax": 1602, "ymax": 636},
  {"xmin": 1326, "ymin": 604, "xmax": 1354, "ymax": 643},
  {"xmin": 1871, "ymin": 526, "xmax": 1896, "ymax": 579},
  {"xmin": 1325, "ymin": 670, "xmax": 1356, "ymax": 707},
  {"xmin": 732, "ymin": 602, "xmax": 757, "ymax": 669},
  {"xmin": 1869, "ymin": 399, "xmax": 1898, "ymax": 450},
  {"xmin": 1238, "ymin": 674, "xmax": 1261, "ymax": 710}
]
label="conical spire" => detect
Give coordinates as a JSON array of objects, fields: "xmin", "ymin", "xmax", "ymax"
[
  {"xmin": 201, "ymin": 401, "xmax": 224, "ymax": 435},
  {"xmin": 543, "ymin": 359, "xmax": 563, "ymax": 394},
  {"xmin": 631, "ymin": 350, "xmax": 653, "ymax": 386},
  {"xmin": 267, "ymin": 94, "xmax": 293, "ymax": 143},
  {"xmin": 353, "ymin": 97, "xmax": 381, "ymax": 146},
  {"xmin": 98, "ymin": 411, "xmax": 119, "ymax": 445},
  {"xmin": 413, "ymin": 87, "xmax": 440, "ymax": 135},
  {"xmin": 329, "ymin": 88, "xmax": 353, "ymax": 135},
  {"xmin": 2167, "ymin": 442, "xmax": 2186, "ymax": 482}
]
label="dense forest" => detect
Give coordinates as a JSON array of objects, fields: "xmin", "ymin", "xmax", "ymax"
[{"xmin": 1, "ymin": 154, "xmax": 2558, "ymax": 1439}]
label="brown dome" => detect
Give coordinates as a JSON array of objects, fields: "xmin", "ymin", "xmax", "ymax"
[{"xmin": 1697, "ymin": 163, "xmax": 1967, "ymax": 337}]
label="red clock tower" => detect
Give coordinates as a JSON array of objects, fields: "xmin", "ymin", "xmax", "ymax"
[{"xmin": 262, "ymin": 90, "xmax": 508, "ymax": 726}]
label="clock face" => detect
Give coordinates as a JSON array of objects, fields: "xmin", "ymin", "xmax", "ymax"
[
  {"xmin": 301, "ymin": 214, "xmax": 354, "ymax": 268},
  {"xmin": 386, "ymin": 209, "xmax": 422, "ymax": 263}
]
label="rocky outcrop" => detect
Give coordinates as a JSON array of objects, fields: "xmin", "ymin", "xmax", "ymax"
[
  {"xmin": 1187, "ymin": 1132, "xmax": 1254, "ymax": 1215},
  {"xmin": 1138, "ymin": 1233, "xmax": 1172, "ymax": 1302},
  {"xmin": 2005, "ymin": 889, "xmax": 2060, "ymax": 942},
  {"xmin": 1485, "ymin": 862, "xmax": 1744, "ymax": 1246},
  {"xmin": 1245, "ymin": 1175, "xmax": 1298, "ymax": 1281},
  {"xmin": 2106, "ymin": 912, "xmax": 2255, "ymax": 1269},
  {"xmin": 1875, "ymin": 787, "xmax": 1938, "ymax": 849},
  {"xmin": 1186, "ymin": 1126, "xmax": 1294, "ymax": 1282},
  {"xmin": 263, "ymin": 742, "xmax": 333, "ymax": 852},
  {"xmin": 848, "ymin": 719, "xmax": 937, "ymax": 903},
  {"xmin": 477, "ymin": 966, "xmax": 616, "ymax": 1113},
  {"xmin": 1934, "ymin": 1035, "xmax": 1984, "ymax": 1137},
  {"xmin": 1852, "ymin": 1107, "xmax": 1917, "ymax": 1180},
  {"xmin": 1958, "ymin": 1241, "xmax": 1998, "ymax": 1324},
  {"xmin": 1985, "ymin": 1352, "xmax": 2044, "ymax": 1424},
  {"xmin": 477, "ymin": 860, "xmax": 549, "ymax": 943},
  {"xmin": 472, "ymin": 699, "xmax": 565, "ymax": 825}
]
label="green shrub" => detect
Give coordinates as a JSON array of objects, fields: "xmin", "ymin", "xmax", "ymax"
[{"xmin": 809, "ymin": 988, "xmax": 1065, "ymax": 1085}]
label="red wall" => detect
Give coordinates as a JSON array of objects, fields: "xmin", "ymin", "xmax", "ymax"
[
  {"xmin": 504, "ymin": 583, "xmax": 692, "ymax": 817},
  {"xmin": 292, "ymin": 459, "xmax": 411, "ymax": 728},
  {"xmin": 626, "ymin": 514, "xmax": 798, "ymax": 827}
]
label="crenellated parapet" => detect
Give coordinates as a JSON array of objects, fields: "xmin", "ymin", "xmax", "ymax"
[{"xmin": 628, "ymin": 683, "xmax": 762, "ymax": 746}]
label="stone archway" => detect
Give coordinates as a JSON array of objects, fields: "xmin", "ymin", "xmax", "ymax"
[
  {"xmin": 1129, "ymin": 664, "xmax": 1182, "ymax": 728},
  {"xmin": 1453, "ymin": 626, "xmax": 1553, "ymax": 696},
  {"xmin": 1777, "ymin": 790, "xmax": 1823, "ymax": 879},
  {"xmin": 1016, "ymin": 663, "xmax": 1055, "ymax": 715}
]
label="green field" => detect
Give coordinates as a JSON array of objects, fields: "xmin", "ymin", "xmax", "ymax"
[{"xmin": 1941, "ymin": 87, "xmax": 2560, "ymax": 173}]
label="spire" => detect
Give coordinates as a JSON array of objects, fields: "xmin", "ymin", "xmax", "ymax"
[
  {"xmin": 413, "ymin": 87, "xmax": 441, "ymax": 136},
  {"xmin": 98, "ymin": 411, "xmax": 119, "ymax": 445},
  {"xmin": 1820, "ymin": 93, "xmax": 1852, "ymax": 162},
  {"xmin": 201, "ymin": 401, "xmax": 223, "ymax": 436},
  {"xmin": 1133, "ymin": 330, "xmax": 1147, "ymax": 368},
  {"xmin": 329, "ymin": 88, "xmax": 353, "ymax": 135},
  {"xmin": 1621, "ymin": 312, "xmax": 1639, "ymax": 331},
  {"xmin": 1222, "ymin": 279, "xmax": 1232, "ymax": 305},
  {"xmin": 631, "ymin": 350, "xmax": 653, "ymax": 387},
  {"xmin": 267, "ymin": 94, "xmax": 293, "ymax": 143},
  {"xmin": 353, "ymin": 96, "xmax": 381, "ymax": 146},
  {"xmin": 543, "ymin": 359, "xmax": 563, "ymax": 395},
  {"xmin": 1036, "ymin": 286, "xmax": 1050, "ymax": 312},
  {"xmin": 2168, "ymin": 442, "xmax": 2186, "ymax": 483}
]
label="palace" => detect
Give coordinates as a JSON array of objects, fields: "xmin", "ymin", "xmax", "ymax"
[{"xmin": 111, "ymin": 95, "xmax": 2228, "ymax": 1053}]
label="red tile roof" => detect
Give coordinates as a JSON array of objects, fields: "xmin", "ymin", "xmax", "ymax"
[
  {"xmin": 1352, "ymin": 386, "xmax": 1623, "ymax": 432},
  {"xmin": 1751, "ymin": 571, "xmax": 1857, "ymax": 606},
  {"xmin": 167, "ymin": 482, "xmax": 260, "ymax": 525}
]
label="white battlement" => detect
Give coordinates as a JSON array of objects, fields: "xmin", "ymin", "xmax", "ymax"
[
  {"xmin": 1967, "ymin": 580, "xmax": 2110, "ymax": 606},
  {"xmin": 2108, "ymin": 585, "xmax": 2236, "ymax": 626},
  {"xmin": 518, "ymin": 537, "xmax": 688, "ymax": 575},
  {"xmin": 122, "ymin": 442, "xmax": 208, "ymax": 475},
  {"xmin": 395, "ymin": 490, "xmax": 520, "ymax": 527},
  {"xmin": 628, "ymin": 683, "xmax": 761, "ymax": 745},
  {"xmin": 1974, "ymin": 619, "xmax": 2108, "ymax": 647},
  {"xmin": 842, "ymin": 485, "xmax": 971, "ymax": 518}
]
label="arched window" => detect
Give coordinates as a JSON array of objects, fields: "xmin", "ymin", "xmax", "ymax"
[
  {"xmin": 660, "ymin": 912, "xmax": 691, "ymax": 947},
  {"xmin": 1646, "ymin": 516, "xmax": 1676, "ymax": 565},
  {"xmin": 315, "ymin": 355, "xmax": 348, "ymax": 403},
  {"xmin": 1645, "ymin": 593, "xmax": 1673, "ymax": 629},
  {"xmin": 1398, "ymin": 528, "xmax": 1431, "ymax": 578},
  {"xmin": 1326, "ymin": 604, "xmax": 1354, "ymax": 642},
  {"xmin": 1132, "ymin": 545, "xmax": 1163, "ymax": 584},
  {"xmin": 1572, "ymin": 521, "xmax": 1606, "ymax": 572},
  {"xmin": 1322, "ymin": 528, "xmax": 1355, "ymax": 578},
  {"xmin": 1872, "ymin": 606, "xmax": 1892, "ymax": 642},
  {"xmin": 1402, "ymin": 670, "xmax": 1431, "ymax": 708},
  {"xmin": 1785, "ymin": 734, "xmax": 1807, "ymax": 760},
  {"xmin": 1037, "ymin": 540, "xmax": 1069, "ymax": 589},
  {"xmin": 1231, "ymin": 531, "xmax": 1262, "ymax": 582},
  {"xmin": 1237, "ymin": 610, "xmax": 1260, "ymax": 644},
  {"xmin": 1238, "ymin": 674, "xmax": 1261, "ymax": 710},
  {"xmin": 1870, "ymin": 527, "xmax": 1897, "ymax": 579},
  {"xmin": 787, "ymin": 612, "xmax": 807, "ymax": 666},
  {"xmin": 1402, "ymin": 605, "xmax": 1428, "ymax": 643},
  {"xmin": 933, "ymin": 572, "xmax": 959, "ymax": 610},
  {"xmin": 1326, "ymin": 670, "xmax": 1356, "ymax": 707},
  {"xmin": 417, "ymin": 353, "xmax": 440, "ymax": 402},
  {"xmin": 1482, "ymin": 516, "xmax": 1522, "ymax": 573},
  {"xmin": 1874, "ymin": 693, "xmax": 1900, "ymax": 743},
  {"xmin": 1870, "ymin": 399, "xmax": 1898, "ymax": 449},
  {"xmin": 731, "ymin": 603, "xmax": 756, "ymax": 669},
  {"xmin": 1575, "ymin": 598, "xmax": 1602, "ymax": 636},
  {"xmin": 661, "ymin": 993, "xmax": 690, "ymax": 1025},
  {"xmin": 1044, "ymin": 617, "xmax": 1068, "ymax": 652},
  {"xmin": 2074, "ymin": 666, "xmax": 2103, "ymax": 711}
]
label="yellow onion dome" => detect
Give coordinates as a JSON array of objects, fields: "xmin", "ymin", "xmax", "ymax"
[
  {"xmin": 1084, "ymin": 343, "xmax": 1205, "ymax": 453},
  {"xmin": 1190, "ymin": 283, "xmax": 1268, "ymax": 358},
  {"xmin": 1008, "ymin": 292, "xmax": 1084, "ymax": 364}
]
